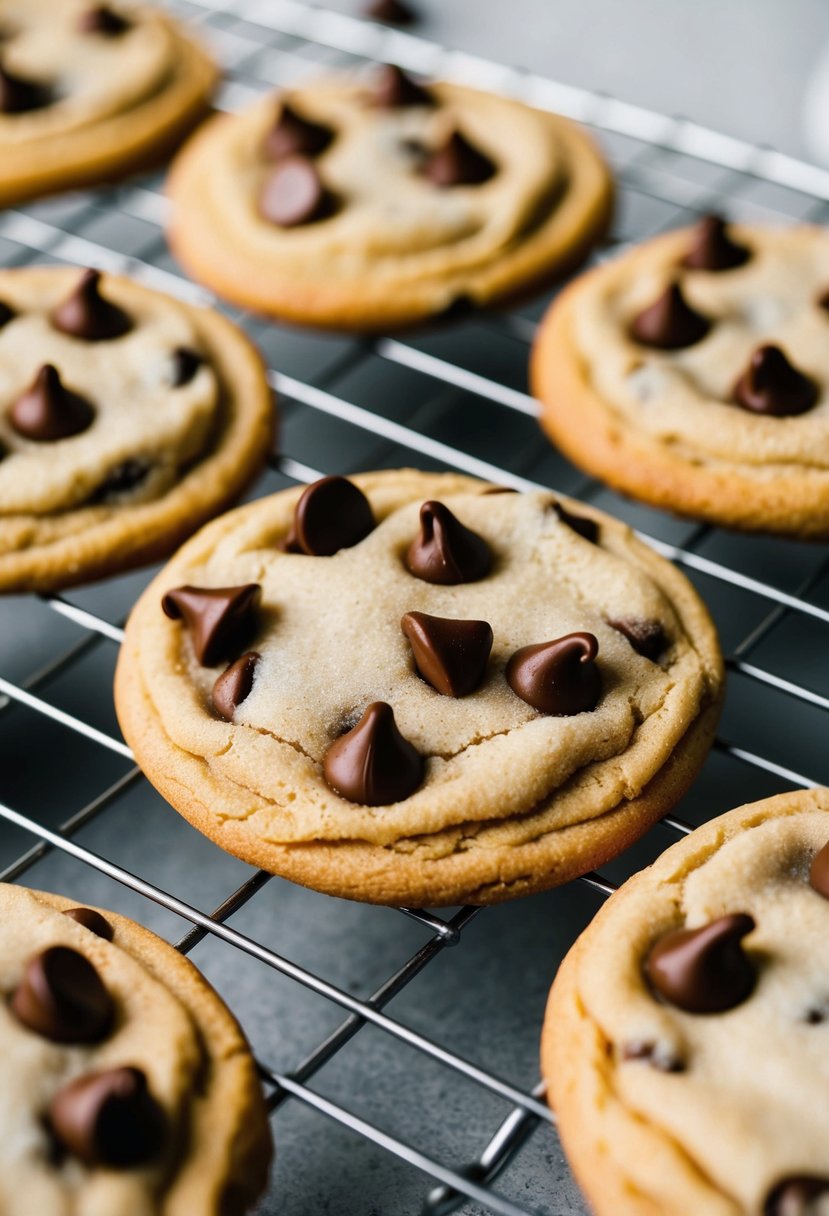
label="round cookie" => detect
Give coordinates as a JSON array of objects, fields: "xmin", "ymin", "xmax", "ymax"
[
  {"xmin": 165, "ymin": 68, "xmax": 613, "ymax": 330},
  {"xmin": 0, "ymin": 265, "xmax": 274, "ymax": 593},
  {"xmin": 542, "ymin": 788, "xmax": 829, "ymax": 1216},
  {"xmin": 0, "ymin": 882, "xmax": 271, "ymax": 1214},
  {"xmin": 0, "ymin": 0, "xmax": 217, "ymax": 207},
  {"xmin": 114, "ymin": 469, "xmax": 723, "ymax": 907},
  {"xmin": 533, "ymin": 218, "xmax": 829, "ymax": 538}
]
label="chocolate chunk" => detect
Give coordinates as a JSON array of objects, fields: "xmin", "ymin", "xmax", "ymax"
[
  {"xmin": 0, "ymin": 300, "xmax": 14, "ymax": 329},
  {"xmin": 425, "ymin": 131, "xmax": 496, "ymax": 188},
  {"xmin": 78, "ymin": 5, "xmax": 130, "ymax": 35},
  {"xmin": 764, "ymin": 1177, "xmax": 829, "ymax": 1216},
  {"xmin": 283, "ymin": 476, "xmax": 375, "ymax": 556},
  {"xmin": 264, "ymin": 102, "xmax": 333, "ymax": 160},
  {"xmin": 212, "ymin": 652, "xmax": 260, "ymax": 721},
  {"xmin": 52, "ymin": 269, "xmax": 132, "ymax": 341},
  {"xmin": 90, "ymin": 458, "xmax": 149, "ymax": 503},
  {"xmin": 49, "ymin": 1067, "xmax": 164, "ymax": 1168},
  {"xmin": 63, "ymin": 907, "xmax": 114, "ymax": 941},
  {"xmin": 405, "ymin": 501, "xmax": 491, "ymax": 585},
  {"xmin": 809, "ymin": 840, "xmax": 829, "ymax": 899},
  {"xmin": 506, "ymin": 632, "xmax": 601, "ymax": 716},
  {"xmin": 170, "ymin": 346, "xmax": 203, "ymax": 387},
  {"xmin": 646, "ymin": 913, "xmax": 756, "ymax": 1014},
  {"xmin": 259, "ymin": 156, "xmax": 331, "ymax": 228},
  {"xmin": 682, "ymin": 214, "xmax": 750, "ymax": 272},
  {"xmin": 9, "ymin": 365, "xmax": 94, "ymax": 442},
  {"xmin": 401, "ymin": 611, "xmax": 493, "ymax": 697},
  {"xmin": 323, "ymin": 702, "xmax": 423, "ymax": 804},
  {"xmin": 364, "ymin": 0, "xmax": 416, "ymax": 23},
  {"xmin": 0, "ymin": 62, "xmax": 52, "ymax": 113},
  {"xmin": 630, "ymin": 282, "xmax": 711, "ymax": 350},
  {"xmin": 372, "ymin": 64, "xmax": 433, "ymax": 108},
  {"xmin": 552, "ymin": 501, "xmax": 599, "ymax": 543},
  {"xmin": 10, "ymin": 946, "xmax": 113, "ymax": 1043},
  {"xmin": 733, "ymin": 344, "xmax": 818, "ymax": 417},
  {"xmin": 608, "ymin": 617, "xmax": 667, "ymax": 662},
  {"xmin": 162, "ymin": 584, "xmax": 262, "ymax": 667}
]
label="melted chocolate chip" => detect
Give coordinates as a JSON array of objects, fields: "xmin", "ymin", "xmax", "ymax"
[
  {"xmin": 52, "ymin": 269, "xmax": 132, "ymax": 341},
  {"xmin": 733, "ymin": 344, "xmax": 818, "ymax": 417},
  {"xmin": 324, "ymin": 702, "xmax": 423, "ymax": 804},
  {"xmin": 552, "ymin": 501, "xmax": 599, "ymax": 543},
  {"xmin": 764, "ymin": 1177, "xmax": 829, "ymax": 1216},
  {"xmin": 212, "ymin": 652, "xmax": 260, "ymax": 721},
  {"xmin": 0, "ymin": 300, "xmax": 14, "ymax": 329},
  {"xmin": 405, "ymin": 501, "xmax": 491, "ymax": 585},
  {"xmin": 401, "ymin": 611, "xmax": 493, "ymax": 697},
  {"xmin": 372, "ymin": 64, "xmax": 433, "ymax": 108},
  {"xmin": 809, "ymin": 840, "xmax": 829, "ymax": 899},
  {"xmin": 264, "ymin": 102, "xmax": 333, "ymax": 160},
  {"xmin": 63, "ymin": 908, "xmax": 114, "ymax": 941},
  {"xmin": 682, "ymin": 214, "xmax": 750, "ymax": 272},
  {"xmin": 646, "ymin": 913, "xmax": 756, "ymax": 1014},
  {"xmin": 10, "ymin": 946, "xmax": 113, "ymax": 1043},
  {"xmin": 9, "ymin": 365, "xmax": 94, "ymax": 442},
  {"xmin": 425, "ymin": 131, "xmax": 496, "ymax": 188},
  {"xmin": 0, "ymin": 62, "xmax": 52, "ymax": 113},
  {"xmin": 608, "ymin": 617, "xmax": 667, "ymax": 662},
  {"xmin": 259, "ymin": 156, "xmax": 332, "ymax": 228},
  {"xmin": 506, "ymin": 632, "xmax": 601, "ymax": 716},
  {"xmin": 89, "ymin": 458, "xmax": 149, "ymax": 503},
  {"xmin": 162, "ymin": 584, "xmax": 262, "ymax": 667},
  {"xmin": 630, "ymin": 282, "xmax": 711, "ymax": 350},
  {"xmin": 283, "ymin": 476, "xmax": 375, "ymax": 556},
  {"xmin": 78, "ymin": 5, "xmax": 130, "ymax": 35},
  {"xmin": 49, "ymin": 1067, "xmax": 164, "ymax": 1168},
  {"xmin": 170, "ymin": 346, "xmax": 203, "ymax": 387},
  {"xmin": 621, "ymin": 1040, "xmax": 684, "ymax": 1073},
  {"xmin": 364, "ymin": 0, "xmax": 416, "ymax": 23}
]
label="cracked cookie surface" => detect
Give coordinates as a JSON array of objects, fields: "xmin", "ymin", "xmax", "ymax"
[{"xmin": 115, "ymin": 469, "xmax": 723, "ymax": 906}]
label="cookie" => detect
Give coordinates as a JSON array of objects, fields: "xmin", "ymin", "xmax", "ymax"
[
  {"xmin": 0, "ymin": 265, "xmax": 274, "ymax": 593},
  {"xmin": 542, "ymin": 788, "xmax": 829, "ymax": 1216},
  {"xmin": 165, "ymin": 67, "xmax": 613, "ymax": 330},
  {"xmin": 114, "ymin": 469, "xmax": 723, "ymax": 907},
  {"xmin": 533, "ymin": 218, "xmax": 829, "ymax": 538},
  {"xmin": 0, "ymin": 882, "xmax": 271, "ymax": 1214},
  {"xmin": 0, "ymin": 0, "xmax": 217, "ymax": 207}
]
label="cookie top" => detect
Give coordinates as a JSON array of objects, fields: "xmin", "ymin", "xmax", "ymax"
[
  {"xmin": 532, "ymin": 220, "xmax": 829, "ymax": 537},
  {"xmin": 0, "ymin": 266, "xmax": 273, "ymax": 593},
  {"xmin": 542, "ymin": 788, "xmax": 829, "ymax": 1216},
  {"xmin": 166, "ymin": 70, "xmax": 612, "ymax": 329},
  {"xmin": 0, "ymin": 883, "xmax": 271, "ymax": 1215},
  {"xmin": 115, "ymin": 470, "xmax": 722, "ymax": 906}
]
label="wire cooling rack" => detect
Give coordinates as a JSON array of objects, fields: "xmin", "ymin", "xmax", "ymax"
[{"xmin": 2, "ymin": 3, "xmax": 829, "ymax": 1214}]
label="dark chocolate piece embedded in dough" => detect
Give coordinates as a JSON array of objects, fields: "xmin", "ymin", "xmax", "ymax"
[
  {"xmin": 608, "ymin": 617, "xmax": 667, "ymax": 662},
  {"xmin": 364, "ymin": 0, "xmax": 416, "ymax": 24},
  {"xmin": 264, "ymin": 102, "xmax": 333, "ymax": 160},
  {"xmin": 63, "ymin": 907, "xmax": 114, "ymax": 941},
  {"xmin": 0, "ymin": 300, "xmax": 14, "ymax": 329},
  {"xmin": 323, "ymin": 702, "xmax": 423, "ymax": 804},
  {"xmin": 682, "ymin": 214, "xmax": 750, "ymax": 271},
  {"xmin": 401, "ymin": 611, "xmax": 493, "ymax": 697},
  {"xmin": 406, "ymin": 500, "xmax": 491, "ymax": 585},
  {"xmin": 52, "ymin": 269, "xmax": 132, "ymax": 341},
  {"xmin": 645, "ymin": 913, "xmax": 756, "ymax": 1014},
  {"xmin": 425, "ymin": 131, "xmax": 496, "ymax": 187},
  {"xmin": 170, "ymin": 346, "xmax": 203, "ymax": 387},
  {"xmin": 9, "ymin": 365, "xmax": 94, "ymax": 442},
  {"xmin": 10, "ymin": 946, "xmax": 113, "ymax": 1043},
  {"xmin": 0, "ymin": 62, "xmax": 52, "ymax": 113},
  {"xmin": 259, "ymin": 156, "xmax": 331, "ymax": 228},
  {"xmin": 733, "ymin": 344, "xmax": 818, "ymax": 417},
  {"xmin": 552, "ymin": 500, "xmax": 599, "ymax": 543},
  {"xmin": 809, "ymin": 839, "xmax": 829, "ymax": 899},
  {"xmin": 49, "ymin": 1067, "xmax": 164, "ymax": 1168},
  {"xmin": 282, "ymin": 476, "xmax": 375, "ymax": 556},
  {"xmin": 506, "ymin": 632, "xmax": 601, "ymax": 715},
  {"xmin": 162, "ymin": 584, "xmax": 262, "ymax": 667},
  {"xmin": 78, "ymin": 5, "xmax": 131, "ymax": 35},
  {"xmin": 212, "ymin": 652, "xmax": 260, "ymax": 721},
  {"xmin": 630, "ymin": 282, "xmax": 711, "ymax": 350},
  {"xmin": 372, "ymin": 64, "xmax": 433, "ymax": 108},
  {"xmin": 763, "ymin": 1177, "xmax": 829, "ymax": 1216}
]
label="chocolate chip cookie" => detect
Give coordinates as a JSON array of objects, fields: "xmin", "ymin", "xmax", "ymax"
[
  {"xmin": 0, "ymin": 882, "xmax": 271, "ymax": 1214},
  {"xmin": 0, "ymin": 265, "xmax": 273, "ymax": 593},
  {"xmin": 0, "ymin": 0, "xmax": 217, "ymax": 206},
  {"xmin": 114, "ymin": 469, "xmax": 723, "ymax": 907},
  {"xmin": 533, "ymin": 218, "xmax": 829, "ymax": 537},
  {"xmin": 542, "ymin": 788, "xmax": 829, "ymax": 1216},
  {"xmin": 165, "ymin": 67, "xmax": 613, "ymax": 330}
]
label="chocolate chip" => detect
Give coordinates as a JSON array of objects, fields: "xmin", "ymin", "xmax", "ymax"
[
  {"xmin": 259, "ymin": 156, "xmax": 332, "ymax": 228},
  {"xmin": 645, "ymin": 913, "xmax": 756, "ymax": 1014},
  {"xmin": 264, "ymin": 102, "xmax": 333, "ymax": 160},
  {"xmin": 621, "ymin": 1040, "xmax": 684, "ymax": 1072},
  {"xmin": 9, "ymin": 365, "xmax": 94, "ymax": 442},
  {"xmin": 552, "ymin": 501, "xmax": 599, "ymax": 544},
  {"xmin": 630, "ymin": 282, "xmax": 711, "ymax": 350},
  {"xmin": 323, "ymin": 702, "xmax": 423, "ymax": 804},
  {"xmin": 764, "ymin": 1177, "xmax": 829, "ymax": 1216},
  {"xmin": 372, "ymin": 64, "xmax": 433, "ymax": 108},
  {"xmin": 401, "ymin": 611, "xmax": 493, "ymax": 697},
  {"xmin": 0, "ymin": 62, "xmax": 52, "ymax": 113},
  {"xmin": 63, "ymin": 908, "xmax": 114, "ymax": 941},
  {"xmin": 809, "ymin": 840, "xmax": 829, "ymax": 899},
  {"xmin": 89, "ymin": 458, "xmax": 150, "ymax": 503},
  {"xmin": 733, "ymin": 344, "xmax": 818, "ymax": 417},
  {"xmin": 0, "ymin": 300, "xmax": 14, "ymax": 329},
  {"xmin": 682, "ymin": 214, "xmax": 750, "ymax": 272},
  {"xmin": 506, "ymin": 632, "xmax": 601, "ymax": 716},
  {"xmin": 10, "ymin": 946, "xmax": 113, "ymax": 1043},
  {"xmin": 424, "ymin": 131, "xmax": 496, "ymax": 187},
  {"xmin": 406, "ymin": 501, "xmax": 491, "ymax": 585},
  {"xmin": 212, "ymin": 652, "xmax": 260, "ymax": 721},
  {"xmin": 162, "ymin": 584, "xmax": 262, "ymax": 667},
  {"xmin": 364, "ymin": 0, "xmax": 416, "ymax": 23},
  {"xmin": 52, "ymin": 269, "xmax": 132, "ymax": 341},
  {"xmin": 608, "ymin": 617, "xmax": 667, "ymax": 662},
  {"xmin": 170, "ymin": 346, "xmax": 203, "ymax": 387},
  {"xmin": 78, "ymin": 5, "xmax": 130, "ymax": 35},
  {"xmin": 49, "ymin": 1067, "xmax": 164, "ymax": 1168},
  {"xmin": 282, "ymin": 476, "xmax": 375, "ymax": 556}
]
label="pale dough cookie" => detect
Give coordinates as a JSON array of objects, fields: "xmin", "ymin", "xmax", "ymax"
[
  {"xmin": 0, "ymin": 0, "xmax": 217, "ymax": 207},
  {"xmin": 115, "ymin": 469, "xmax": 723, "ymax": 907},
  {"xmin": 165, "ymin": 69, "xmax": 613, "ymax": 330},
  {"xmin": 533, "ymin": 219, "xmax": 829, "ymax": 538},
  {"xmin": 0, "ymin": 265, "xmax": 274, "ymax": 593},
  {"xmin": 542, "ymin": 788, "xmax": 829, "ymax": 1216},
  {"xmin": 0, "ymin": 882, "xmax": 271, "ymax": 1215}
]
